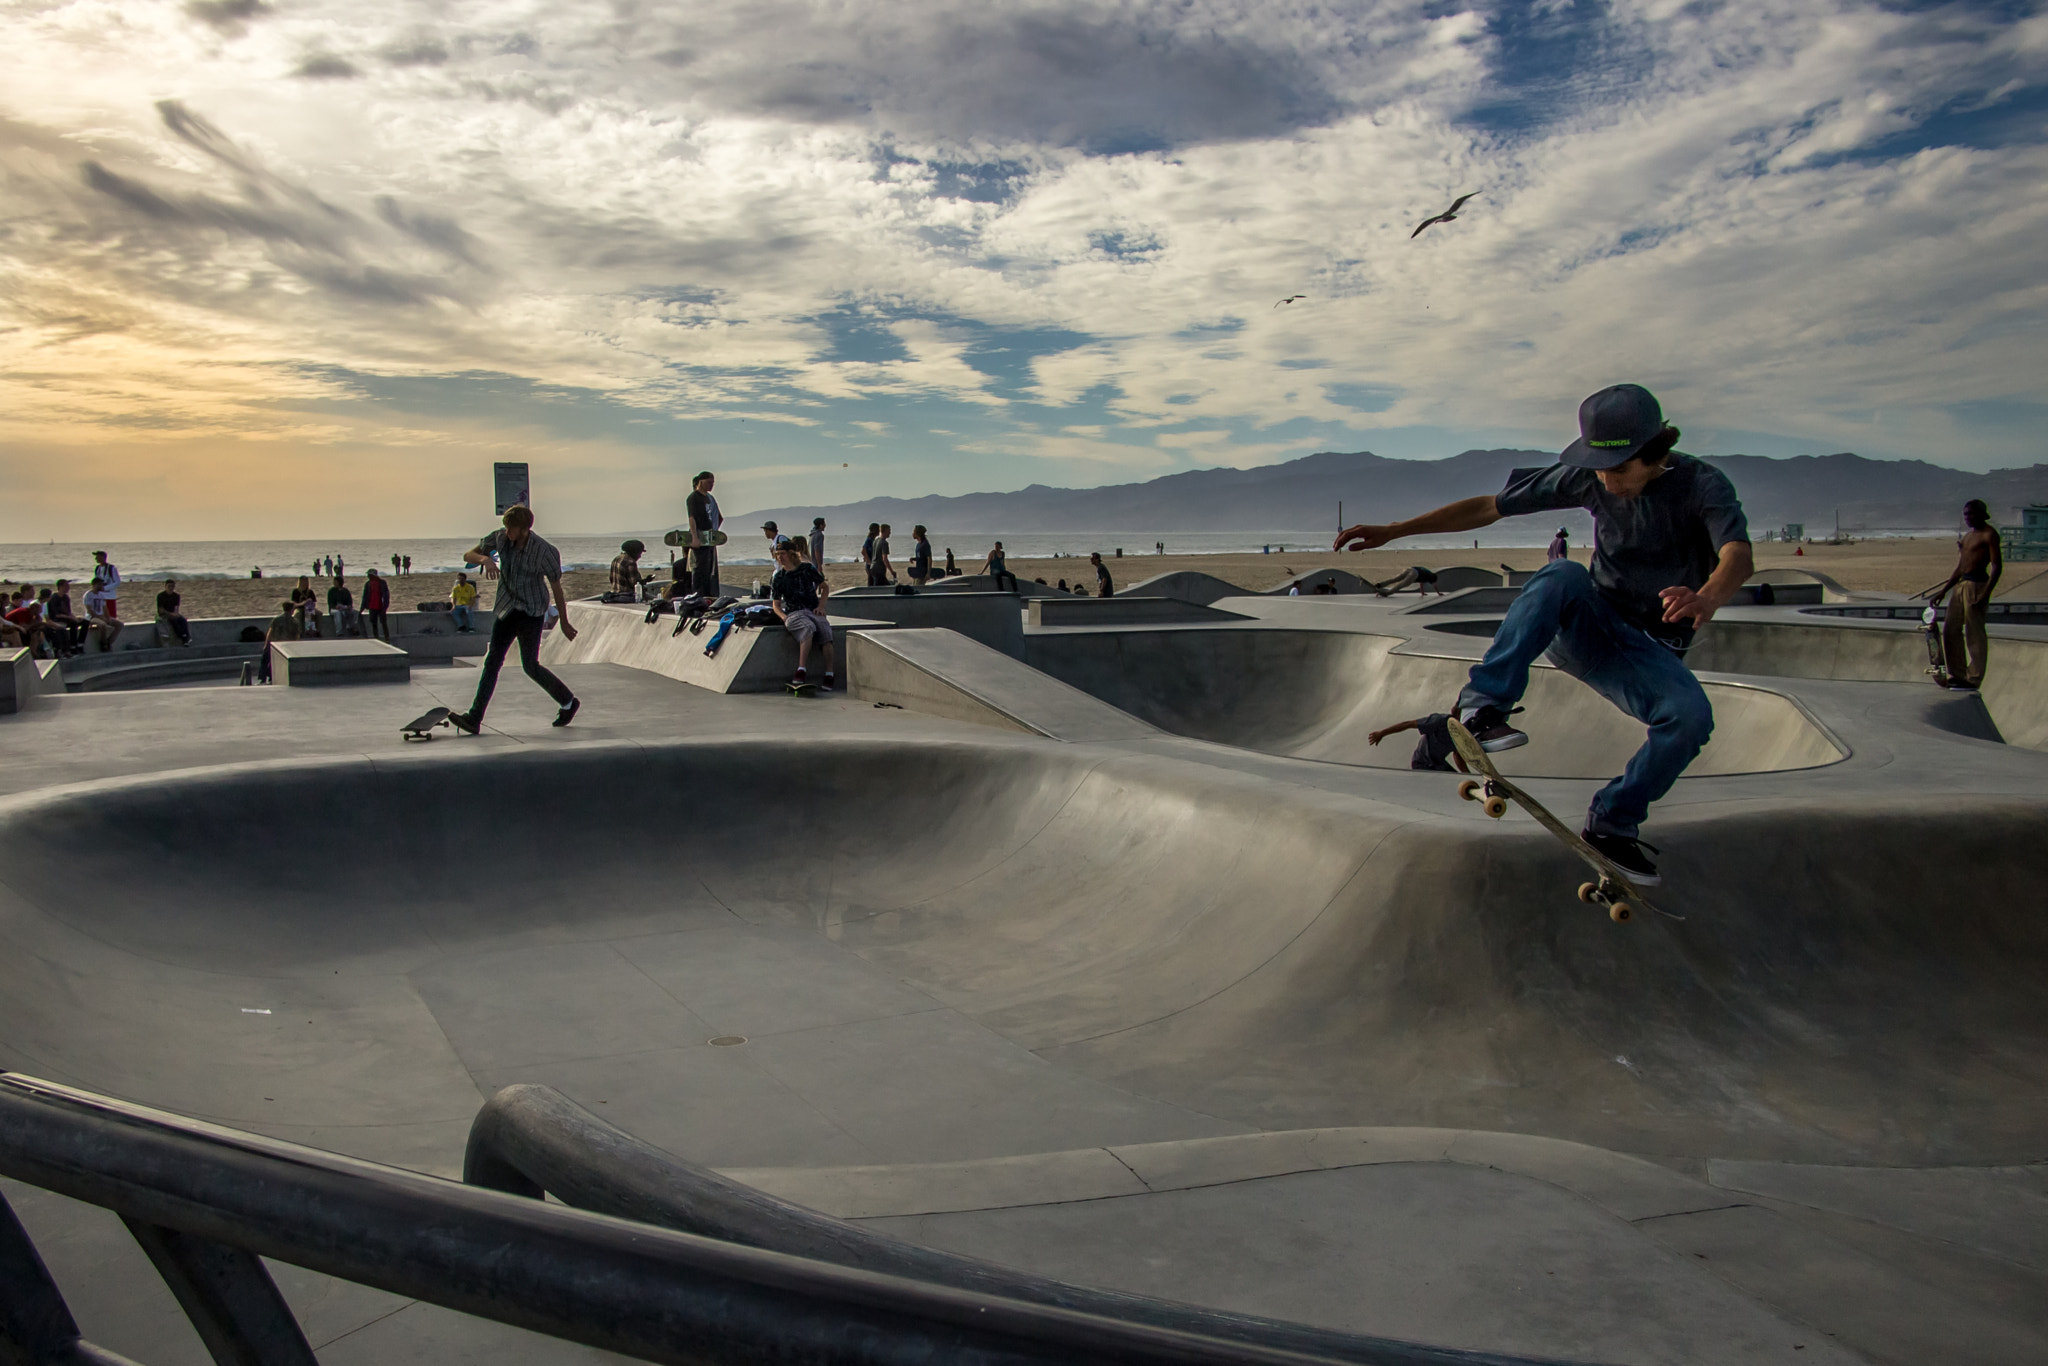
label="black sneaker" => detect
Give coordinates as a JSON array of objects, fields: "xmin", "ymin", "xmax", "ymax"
[
  {"xmin": 553, "ymin": 697, "xmax": 580, "ymax": 728},
  {"xmin": 449, "ymin": 711, "xmax": 481, "ymax": 736},
  {"xmin": 1582, "ymin": 830, "xmax": 1662, "ymax": 886},
  {"xmin": 1946, "ymin": 679, "xmax": 1979, "ymax": 692},
  {"xmin": 1461, "ymin": 705, "xmax": 1528, "ymax": 752}
]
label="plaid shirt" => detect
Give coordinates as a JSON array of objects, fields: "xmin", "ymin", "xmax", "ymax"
[
  {"xmin": 609, "ymin": 553, "xmax": 643, "ymax": 594},
  {"xmin": 478, "ymin": 528, "xmax": 562, "ymax": 619}
]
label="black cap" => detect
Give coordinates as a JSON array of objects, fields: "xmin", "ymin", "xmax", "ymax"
[
  {"xmin": 761, "ymin": 520, "xmax": 777, "ymax": 531},
  {"xmin": 621, "ymin": 539, "xmax": 645, "ymax": 555},
  {"xmin": 1561, "ymin": 384, "xmax": 1670, "ymax": 470}
]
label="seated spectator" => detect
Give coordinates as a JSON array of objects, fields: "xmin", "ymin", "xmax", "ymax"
[
  {"xmin": 3, "ymin": 587, "xmax": 42, "ymax": 655},
  {"xmin": 82, "ymin": 580, "xmax": 122, "ymax": 652},
  {"xmin": 769, "ymin": 539, "xmax": 835, "ymax": 691},
  {"xmin": 256, "ymin": 598, "xmax": 302, "ymax": 683},
  {"xmin": 327, "ymin": 576, "xmax": 358, "ymax": 636},
  {"xmin": 449, "ymin": 573, "xmax": 477, "ymax": 633},
  {"xmin": 609, "ymin": 540, "xmax": 648, "ymax": 599},
  {"xmin": 155, "ymin": 579, "xmax": 192, "ymax": 646},
  {"xmin": 43, "ymin": 580, "xmax": 83, "ymax": 656},
  {"xmin": 290, "ymin": 575, "xmax": 322, "ymax": 637}
]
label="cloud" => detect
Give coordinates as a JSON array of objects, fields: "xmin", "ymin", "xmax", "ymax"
[
  {"xmin": 3, "ymin": 0, "xmax": 2047, "ymax": 540},
  {"xmin": 293, "ymin": 53, "xmax": 361, "ymax": 80}
]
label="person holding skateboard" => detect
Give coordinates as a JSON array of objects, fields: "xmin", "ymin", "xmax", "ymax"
[
  {"xmin": 1337, "ymin": 384, "xmax": 1752, "ymax": 885},
  {"xmin": 1932, "ymin": 499, "xmax": 2002, "ymax": 692},
  {"xmin": 769, "ymin": 539, "xmax": 834, "ymax": 692},
  {"xmin": 451, "ymin": 504, "xmax": 581, "ymax": 733},
  {"xmin": 686, "ymin": 471, "xmax": 723, "ymax": 598}
]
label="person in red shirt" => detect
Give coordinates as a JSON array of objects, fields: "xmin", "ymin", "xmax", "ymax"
[{"xmin": 361, "ymin": 569, "xmax": 392, "ymax": 640}]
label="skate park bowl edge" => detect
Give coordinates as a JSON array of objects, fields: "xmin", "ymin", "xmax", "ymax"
[{"xmin": 1021, "ymin": 627, "xmax": 1846, "ymax": 775}]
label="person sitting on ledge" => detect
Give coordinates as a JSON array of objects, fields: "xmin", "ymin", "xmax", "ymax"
[
  {"xmin": 770, "ymin": 537, "xmax": 834, "ymax": 692},
  {"xmin": 156, "ymin": 579, "xmax": 191, "ymax": 646},
  {"xmin": 1336, "ymin": 383, "xmax": 1752, "ymax": 887}
]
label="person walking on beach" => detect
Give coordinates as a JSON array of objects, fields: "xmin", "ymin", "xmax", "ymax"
[
  {"xmin": 809, "ymin": 518, "xmax": 827, "ymax": 571},
  {"xmin": 451, "ymin": 505, "xmax": 581, "ymax": 733},
  {"xmin": 686, "ymin": 471, "xmax": 722, "ymax": 597},
  {"xmin": 1934, "ymin": 499, "xmax": 2003, "ymax": 692},
  {"xmin": 402, "ymin": 554, "xmax": 412, "ymax": 576},
  {"xmin": 908, "ymin": 526, "xmax": 934, "ymax": 586},
  {"xmin": 391, "ymin": 553, "xmax": 401, "ymax": 578},
  {"xmin": 360, "ymin": 568, "xmax": 392, "ymax": 640},
  {"xmin": 1336, "ymin": 383, "xmax": 1751, "ymax": 886},
  {"xmin": 449, "ymin": 573, "xmax": 477, "ymax": 632},
  {"xmin": 770, "ymin": 539, "xmax": 835, "ymax": 691},
  {"xmin": 1548, "ymin": 527, "xmax": 1571, "ymax": 562}
]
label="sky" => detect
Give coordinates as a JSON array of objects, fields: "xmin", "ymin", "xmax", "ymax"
[{"xmin": 2, "ymin": 0, "xmax": 2045, "ymax": 539}]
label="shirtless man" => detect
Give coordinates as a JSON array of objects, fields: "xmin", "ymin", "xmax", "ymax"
[{"xmin": 1933, "ymin": 499, "xmax": 2002, "ymax": 692}]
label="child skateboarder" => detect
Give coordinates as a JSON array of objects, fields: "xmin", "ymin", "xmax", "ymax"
[
  {"xmin": 770, "ymin": 539, "xmax": 835, "ymax": 691},
  {"xmin": 1336, "ymin": 384, "xmax": 1752, "ymax": 885}
]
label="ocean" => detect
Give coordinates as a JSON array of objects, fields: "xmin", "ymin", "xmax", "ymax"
[{"xmin": 0, "ymin": 527, "xmax": 1584, "ymax": 584}]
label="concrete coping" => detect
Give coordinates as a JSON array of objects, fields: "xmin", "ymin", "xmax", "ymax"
[{"xmin": 269, "ymin": 638, "xmax": 411, "ymax": 687}]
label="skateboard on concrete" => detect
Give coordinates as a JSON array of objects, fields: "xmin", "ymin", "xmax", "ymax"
[
  {"xmin": 401, "ymin": 705, "xmax": 453, "ymax": 741},
  {"xmin": 1445, "ymin": 717, "xmax": 1679, "ymax": 924},
  {"xmin": 785, "ymin": 681, "xmax": 817, "ymax": 698},
  {"xmin": 664, "ymin": 528, "xmax": 730, "ymax": 548},
  {"xmin": 1920, "ymin": 601, "xmax": 1949, "ymax": 686}
]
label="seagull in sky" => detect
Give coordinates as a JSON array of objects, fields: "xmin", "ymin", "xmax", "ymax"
[
  {"xmin": 1410, "ymin": 193, "xmax": 1479, "ymax": 239},
  {"xmin": 1275, "ymin": 294, "xmax": 1305, "ymax": 308}
]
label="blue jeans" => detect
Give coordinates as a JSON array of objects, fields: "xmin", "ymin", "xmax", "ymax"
[
  {"xmin": 1457, "ymin": 560, "xmax": 1712, "ymax": 838},
  {"xmin": 451, "ymin": 604, "xmax": 474, "ymax": 631}
]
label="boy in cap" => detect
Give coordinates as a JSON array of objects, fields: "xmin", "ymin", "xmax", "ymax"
[
  {"xmin": 611, "ymin": 539, "xmax": 648, "ymax": 598},
  {"xmin": 1336, "ymin": 384, "xmax": 1752, "ymax": 884}
]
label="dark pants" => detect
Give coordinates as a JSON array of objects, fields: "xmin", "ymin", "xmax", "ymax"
[
  {"xmin": 691, "ymin": 546, "xmax": 719, "ymax": 598},
  {"xmin": 365, "ymin": 609, "xmax": 390, "ymax": 640},
  {"xmin": 468, "ymin": 611, "xmax": 573, "ymax": 722},
  {"xmin": 990, "ymin": 570, "xmax": 1017, "ymax": 593}
]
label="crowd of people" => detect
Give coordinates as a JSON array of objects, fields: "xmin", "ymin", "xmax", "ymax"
[{"xmin": 2, "ymin": 551, "xmax": 132, "ymax": 658}]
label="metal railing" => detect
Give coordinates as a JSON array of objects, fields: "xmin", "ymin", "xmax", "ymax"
[{"xmin": 0, "ymin": 1073, "xmax": 1594, "ymax": 1365}]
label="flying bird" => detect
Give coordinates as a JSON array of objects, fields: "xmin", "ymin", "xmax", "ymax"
[
  {"xmin": 1410, "ymin": 193, "xmax": 1479, "ymax": 239},
  {"xmin": 1274, "ymin": 295, "xmax": 1305, "ymax": 308}
]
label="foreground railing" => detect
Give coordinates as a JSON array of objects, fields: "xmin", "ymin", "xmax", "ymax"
[{"xmin": 0, "ymin": 1073, "xmax": 1590, "ymax": 1365}]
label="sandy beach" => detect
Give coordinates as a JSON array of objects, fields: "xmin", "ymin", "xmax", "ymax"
[{"xmin": 26, "ymin": 535, "xmax": 2039, "ymax": 623}]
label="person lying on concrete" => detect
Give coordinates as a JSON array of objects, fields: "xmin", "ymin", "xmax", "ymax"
[
  {"xmin": 1367, "ymin": 711, "xmax": 1472, "ymax": 773},
  {"xmin": 770, "ymin": 539, "xmax": 835, "ymax": 692},
  {"xmin": 452, "ymin": 504, "xmax": 582, "ymax": 733},
  {"xmin": 1335, "ymin": 383, "xmax": 1752, "ymax": 886},
  {"xmin": 155, "ymin": 580, "xmax": 191, "ymax": 646},
  {"xmin": 1370, "ymin": 565, "xmax": 1439, "ymax": 596},
  {"xmin": 256, "ymin": 598, "xmax": 301, "ymax": 683},
  {"xmin": 1933, "ymin": 499, "xmax": 2002, "ymax": 693}
]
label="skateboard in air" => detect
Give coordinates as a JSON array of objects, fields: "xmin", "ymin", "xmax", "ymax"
[
  {"xmin": 400, "ymin": 705, "xmax": 453, "ymax": 741},
  {"xmin": 785, "ymin": 680, "xmax": 817, "ymax": 698},
  {"xmin": 1445, "ymin": 717, "xmax": 1678, "ymax": 924},
  {"xmin": 664, "ymin": 528, "xmax": 730, "ymax": 548}
]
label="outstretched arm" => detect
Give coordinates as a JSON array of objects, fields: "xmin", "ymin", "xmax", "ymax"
[
  {"xmin": 1659, "ymin": 541, "xmax": 1753, "ymax": 629},
  {"xmin": 1366, "ymin": 717, "xmax": 1422, "ymax": 746},
  {"xmin": 1336, "ymin": 496, "xmax": 1500, "ymax": 552}
]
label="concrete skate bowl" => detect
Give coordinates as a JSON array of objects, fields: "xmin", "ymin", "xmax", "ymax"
[
  {"xmin": 1024, "ymin": 628, "xmax": 1845, "ymax": 776},
  {"xmin": 1, "ymin": 738, "xmax": 2044, "ymax": 1172},
  {"xmin": 1688, "ymin": 619, "xmax": 2048, "ymax": 750}
]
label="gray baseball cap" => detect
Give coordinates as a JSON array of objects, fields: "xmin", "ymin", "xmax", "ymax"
[{"xmin": 1561, "ymin": 384, "xmax": 1671, "ymax": 470}]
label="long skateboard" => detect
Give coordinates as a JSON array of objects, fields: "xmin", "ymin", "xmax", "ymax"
[
  {"xmin": 1445, "ymin": 717, "xmax": 1679, "ymax": 924},
  {"xmin": 401, "ymin": 705, "xmax": 453, "ymax": 741},
  {"xmin": 664, "ymin": 528, "xmax": 730, "ymax": 548}
]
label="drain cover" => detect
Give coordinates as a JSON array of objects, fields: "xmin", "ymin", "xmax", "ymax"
[{"xmin": 708, "ymin": 1035, "xmax": 747, "ymax": 1047}]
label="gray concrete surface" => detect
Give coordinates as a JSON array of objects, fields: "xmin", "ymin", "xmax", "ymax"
[
  {"xmin": 1, "ymin": 583, "xmax": 2045, "ymax": 1364},
  {"xmin": 2, "ymin": 646, "xmax": 36, "ymax": 714},
  {"xmin": 271, "ymin": 638, "xmax": 411, "ymax": 686},
  {"xmin": 1027, "ymin": 596, "xmax": 1250, "ymax": 626}
]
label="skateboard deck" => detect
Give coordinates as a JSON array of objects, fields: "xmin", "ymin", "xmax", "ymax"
[
  {"xmin": 1445, "ymin": 718, "xmax": 1679, "ymax": 924},
  {"xmin": 1921, "ymin": 602, "xmax": 1948, "ymax": 685},
  {"xmin": 664, "ymin": 528, "xmax": 730, "ymax": 548},
  {"xmin": 401, "ymin": 705, "xmax": 453, "ymax": 741},
  {"xmin": 785, "ymin": 681, "xmax": 817, "ymax": 698}
]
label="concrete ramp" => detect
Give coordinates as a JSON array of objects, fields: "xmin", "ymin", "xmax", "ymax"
[
  {"xmin": 849, "ymin": 629, "xmax": 1157, "ymax": 742},
  {"xmin": 1025, "ymin": 627, "xmax": 1844, "ymax": 776}
]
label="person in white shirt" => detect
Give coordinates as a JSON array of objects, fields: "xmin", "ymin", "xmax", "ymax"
[{"xmin": 90, "ymin": 550, "xmax": 120, "ymax": 619}]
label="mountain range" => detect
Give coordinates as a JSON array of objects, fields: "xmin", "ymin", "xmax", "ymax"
[{"xmin": 745, "ymin": 449, "xmax": 2048, "ymax": 536}]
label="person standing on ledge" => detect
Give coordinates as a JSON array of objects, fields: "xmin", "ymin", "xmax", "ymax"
[
  {"xmin": 1335, "ymin": 384, "xmax": 1752, "ymax": 886},
  {"xmin": 452, "ymin": 504, "xmax": 581, "ymax": 733},
  {"xmin": 686, "ymin": 471, "xmax": 722, "ymax": 598},
  {"xmin": 1934, "ymin": 499, "xmax": 2002, "ymax": 693},
  {"xmin": 1090, "ymin": 551, "xmax": 1114, "ymax": 598}
]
